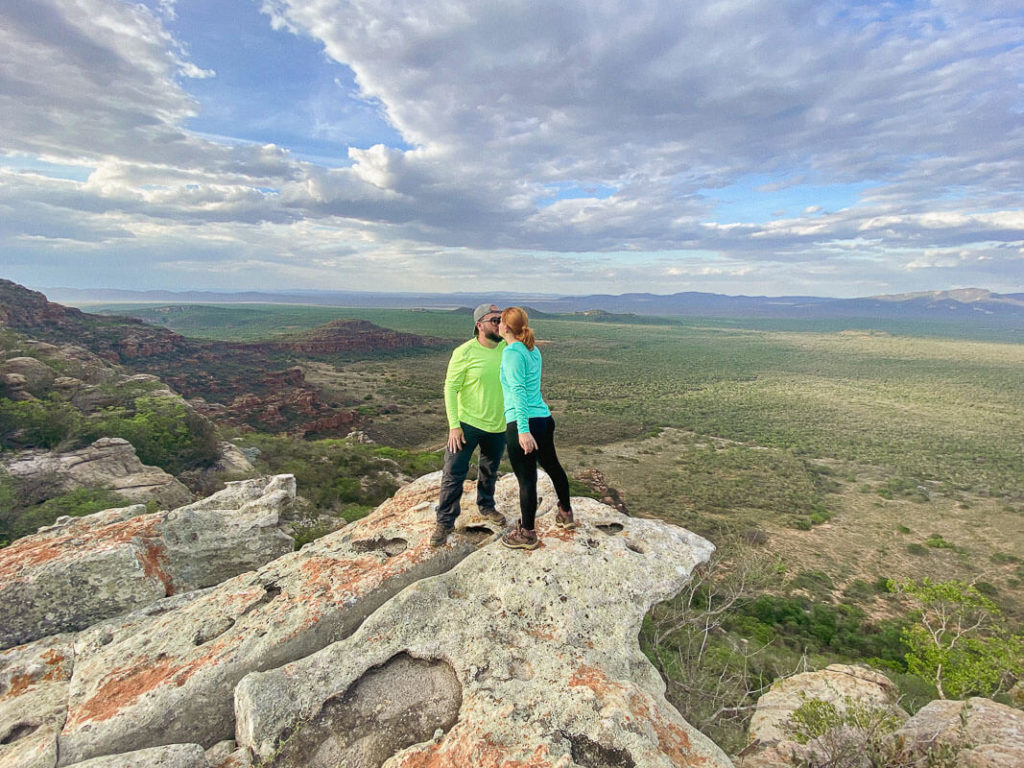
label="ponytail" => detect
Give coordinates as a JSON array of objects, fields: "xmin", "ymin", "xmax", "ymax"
[{"xmin": 501, "ymin": 306, "xmax": 535, "ymax": 350}]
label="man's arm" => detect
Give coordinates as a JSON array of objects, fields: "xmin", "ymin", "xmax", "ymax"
[{"xmin": 443, "ymin": 347, "xmax": 468, "ymax": 451}]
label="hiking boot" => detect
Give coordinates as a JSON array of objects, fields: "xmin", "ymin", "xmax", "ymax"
[
  {"xmin": 501, "ymin": 524, "xmax": 539, "ymax": 550},
  {"xmin": 555, "ymin": 504, "xmax": 576, "ymax": 530},
  {"xmin": 478, "ymin": 507, "xmax": 506, "ymax": 526},
  {"xmin": 429, "ymin": 523, "xmax": 453, "ymax": 548}
]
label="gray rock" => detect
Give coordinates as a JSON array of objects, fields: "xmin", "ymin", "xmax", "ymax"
[
  {"xmin": 0, "ymin": 476, "xmax": 295, "ymax": 650},
  {"xmin": 0, "ymin": 634, "xmax": 75, "ymax": 768},
  {"xmin": 55, "ymin": 472, "xmax": 504, "ymax": 765},
  {"xmin": 0, "ymin": 357, "xmax": 56, "ymax": 396},
  {"xmin": 63, "ymin": 743, "xmax": 209, "ymax": 768},
  {"xmin": 894, "ymin": 697, "xmax": 1024, "ymax": 767},
  {"xmin": 2, "ymin": 438, "xmax": 192, "ymax": 510},
  {"xmin": 235, "ymin": 496, "xmax": 730, "ymax": 767}
]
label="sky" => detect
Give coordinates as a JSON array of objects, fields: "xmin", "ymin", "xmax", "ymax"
[{"xmin": 1, "ymin": 0, "xmax": 1023, "ymax": 298}]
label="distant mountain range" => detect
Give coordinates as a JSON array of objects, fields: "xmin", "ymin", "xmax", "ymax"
[{"xmin": 41, "ymin": 286, "xmax": 1024, "ymax": 323}]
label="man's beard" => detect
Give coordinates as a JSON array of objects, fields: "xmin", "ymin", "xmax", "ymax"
[{"xmin": 485, "ymin": 331, "xmax": 502, "ymax": 343}]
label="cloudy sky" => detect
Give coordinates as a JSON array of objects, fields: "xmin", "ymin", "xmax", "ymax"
[{"xmin": 2, "ymin": 0, "xmax": 1022, "ymax": 298}]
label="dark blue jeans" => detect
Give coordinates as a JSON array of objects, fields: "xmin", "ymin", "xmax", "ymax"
[
  {"xmin": 436, "ymin": 422, "xmax": 505, "ymax": 527},
  {"xmin": 506, "ymin": 416, "xmax": 571, "ymax": 530}
]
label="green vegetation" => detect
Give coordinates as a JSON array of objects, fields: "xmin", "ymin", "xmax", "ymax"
[
  {"xmin": 0, "ymin": 472, "xmax": 130, "ymax": 544},
  {"xmin": 234, "ymin": 433, "xmax": 442, "ymax": 523},
  {"xmin": 891, "ymin": 578, "xmax": 1024, "ymax": 700}
]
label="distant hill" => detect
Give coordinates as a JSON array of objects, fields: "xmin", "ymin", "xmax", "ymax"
[
  {"xmin": 42, "ymin": 285, "xmax": 1024, "ymax": 327},
  {"xmin": 0, "ymin": 280, "xmax": 444, "ymax": 436}
]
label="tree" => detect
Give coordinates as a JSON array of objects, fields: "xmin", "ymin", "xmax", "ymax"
[{"xmin": 890, "ymin": 578, "xmax": 1024, "ymax": 699}]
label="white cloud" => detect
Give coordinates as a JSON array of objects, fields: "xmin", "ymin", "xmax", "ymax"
[{"xmin": 1, "ymin": 0, "xmax": 1023, "ymax": 294}]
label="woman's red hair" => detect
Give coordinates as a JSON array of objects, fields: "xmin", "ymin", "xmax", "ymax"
[{"xmin": 501, "ymin": 306, "xmax": 536, "ymax": 350}]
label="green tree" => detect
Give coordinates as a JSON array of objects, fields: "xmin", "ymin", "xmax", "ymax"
[{"xmin": 891, "ymin": 578, "xmax": 1024, "ymax": 699}]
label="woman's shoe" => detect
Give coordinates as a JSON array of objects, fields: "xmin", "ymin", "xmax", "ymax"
[
  {"xmin": 501, "ymin": 524, "xmax": 539, "ymax": 550},
  {"xmin": 555, "ymin": 504, "xmax": 576, "ymax": 530}
]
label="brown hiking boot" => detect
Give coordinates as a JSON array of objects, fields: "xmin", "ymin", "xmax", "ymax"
[
  {"xmin": 555, "ymin": 504, "xmax": 576, "ymax": 530},
  {"xmin": 429, "ymin": 523, "xmax": 453, "ymax": 548},
  {"xmin": 478, "ymin": 507, "xmax": 506, "ymax": 526},
  {"xmin": 501, "ymin": 524, "xmax": 539, "ymax": 550}
]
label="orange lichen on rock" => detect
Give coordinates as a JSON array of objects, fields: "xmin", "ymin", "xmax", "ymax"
[{"xmin": 137, "ymin": 540, "xmax": 174, "ymax": 594}]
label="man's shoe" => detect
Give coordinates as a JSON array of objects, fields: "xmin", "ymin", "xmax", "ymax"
[
  {"xmin": 501, "ymin": 524, "xmax": 539, "ymax": 550},
  {"xmin": 478, "ymin": 507, "xmax": 506, "ymax": 526},
  {"xmin": 429, "ymin": 523, "xmax": 453, "ymax": 548},
  {"xmin": 555, "ymin": 504, "xmax": 576, "ymax": 530}
]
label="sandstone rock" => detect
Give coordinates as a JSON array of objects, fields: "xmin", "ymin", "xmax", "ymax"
[
  {"xmin": 213, "ymin": 442, "xmax": 256, "ymax": 476},
  {"xmin": 63, "ymin": 743, "xmax": 210, "ymax": 768},
  {"xmin": 2, "ymin": 438, "xmax": 193, "ymax": 510},
  {"xmin": 740, "ymin": 663, "xmax": 907, "ymax": 768},
  {"xmin": 55, "ymin": 472, "xmax": 508, "ymax": 765},
  {"xmin": 0, "ymin": 372, "xmax": 34, "ymax": 401},
  {"xmin": 235, "ymin": 496, "xmax": 729, "ymax": 768},
  {"xmin": 0, "ymin": 634, "xmax": 75, "ymax": 768},
  {"xmin": 0, "ymin": 356, "xmax": 56, "ymax": 395},
  {"xmin": 0, "ymin": 476, "xmax": 295, "ymax": 650},
  {"xmin": 893, "ymin": 697, "xmax": 1024, "ymax": 767},
  {"xmin": 157, "ymin": 474, "xmax": 296, "ymax": 593}
]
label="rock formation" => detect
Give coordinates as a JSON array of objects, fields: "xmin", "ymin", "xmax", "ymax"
[
  {"xmin": 738, "ymin": 664, "xmax": 1024, "ymax": 768},
  {"xmin": 2, "ymin": 438, "xmax": 193, "ymax": 511},
  {"xmin": 0, "ymin": 475, "xmax": 295, "ymax": 650},
  {"xmin": 0, "ymin": 471, "xmax": 735, "ymax": 768}
]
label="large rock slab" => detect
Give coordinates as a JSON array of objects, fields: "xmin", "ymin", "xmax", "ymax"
[
  {"xmin": 235, "ymin": 496, "xmax": 731, "ymax": 768},
  {"xmin": 0, "ymin": 634, "xmax": 75, "ymax": 768},
  {"xmin": 63, "ymin": 743, "xmax": 210, "ymax": 768},
  {"xmin": 894, "ymin": 697, "xmax": 1024, "ymax": 768},
  {"xmin": 3, "ymin": 437, "xmax": 192, "ymax": 509},
  {"xmin": 0, "ymin": 476, "xmax": 295, "ymax": 650},
  {"xmin": 55, "ymin": 472, "xmax": 510, "ymax": 766}
]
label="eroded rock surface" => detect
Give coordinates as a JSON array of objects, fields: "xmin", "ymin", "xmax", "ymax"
[
  {"xmin": 2, "ymin": 437, "xmax": 192, "ymax": 509},
  {"xmin": 235, "ymin": 495, "xmax": 730, "ymax": 768},
  {"xmin": 0, "ymin": 475, "xmax": 295, "ymax": 650},
  {"xmin": 894, "ymin": 697, "xmax": 1024, "ymax": 768},
  {"xmin": 56, "ymin": 472, "xmax": 509, "ymax": 765},
  {"xmin": 0, "ymin": 635, "xmax": 75, "ymax": 768}
]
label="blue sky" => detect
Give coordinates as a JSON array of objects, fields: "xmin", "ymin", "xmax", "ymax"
[{"xmin": 1, "ymin": 0, "xmax": 1022, "ymax": 298}]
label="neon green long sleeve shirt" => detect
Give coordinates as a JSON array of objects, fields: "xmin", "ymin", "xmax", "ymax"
[{"xmin": 443, "ymin": 338, "xmax": 507, "ymax": 433}]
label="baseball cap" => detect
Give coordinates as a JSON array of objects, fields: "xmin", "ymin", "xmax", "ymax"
[{"xmin": 473, "ymin": 303, "xmax": 500, "ymax": 323}]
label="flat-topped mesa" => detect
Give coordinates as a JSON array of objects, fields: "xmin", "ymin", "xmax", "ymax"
[{"xmin": 0, "ymin": 475, "xmax": 297, "ymax": 650}]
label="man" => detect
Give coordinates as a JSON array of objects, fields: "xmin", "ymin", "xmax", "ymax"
[{"xmin": 430, "ymin": 303, "xmax": 507, "ymax": 547}]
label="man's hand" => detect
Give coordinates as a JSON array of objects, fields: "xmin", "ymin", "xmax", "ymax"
[
  {"xmin": 518, "ymin": 432, "xmax": 538, "ymax": 454},
  {"xmin": 447, "ymin": 427, "xmax": 466, "ymax": 452}
]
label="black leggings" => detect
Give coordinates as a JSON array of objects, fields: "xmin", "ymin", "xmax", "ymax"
[{"xmin": 505, "ymin": 416, "xmax": 572, "ymax": 529}]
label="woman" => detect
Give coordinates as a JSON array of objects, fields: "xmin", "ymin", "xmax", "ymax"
[{"xmin": 497, "ymin": 306, "xmax": 575, "ymax": 550}]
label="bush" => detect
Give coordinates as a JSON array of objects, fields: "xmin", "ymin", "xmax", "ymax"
[
  {"xmin": 0, "ymin": 397, "xmax": 83, "ymax": 450},
  {"xmin": 1, "ymin": 485, "xmax": 130, "ymax": 544}
]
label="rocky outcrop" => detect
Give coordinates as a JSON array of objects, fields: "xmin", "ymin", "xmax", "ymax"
[
  {"xmin": 0, "ymin": 476, "xmax": 295, "ymax": 650},
  {"xmin": 235, "ymin": 493, "xmax": 729, "ymax": 768},
  {"xmin": 739, "ymin": 665, "xmax": 1024, "ymax": 768},
  {"xmin": 894, "ymin": 697, "xmax": 1024, "ymax": 768},
  {"xmin": 0, "ymin": 471, "xmax": 730, "ymax": 768},
  {"xmin": 2, "ymin": 437, "xmax": 193, "ymax": 510}
]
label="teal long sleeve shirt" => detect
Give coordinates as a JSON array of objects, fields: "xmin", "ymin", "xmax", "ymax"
[{"xmin": 500, "ymin": 341, "xmax": 551, "ymax": 433}]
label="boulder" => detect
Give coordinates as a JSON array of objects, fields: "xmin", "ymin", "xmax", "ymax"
[
  {"xmin": 234, "ymin": 496, "xmax": 730, "ymax": 767},
  {"xmin": 740, "ymin": 663, "xmax": 907, "ymax": 767},
  {"xmin": 55, "ymin": 471, "xmax": 511, "ymax": 765},
  {"xmin": 0, "ymin": 476, "xmax": 296, "ymax": 650},
  {"xmin": 0, "ymin": 357, "xmax": 56, "ymax": 396},
  {"xmin": 0, "ymin": 634, "xmax": 75, "ymax": 768},
  {"xmin": 2, "ymin": 437, "xmax": 193, "ymax": 509},
  {"xmin": 893, "ymin": 697, "xmax": 1024, "ymax": 767},
  {"xmin": 63, "ymin": 743, "xmax": 210, "ymax": 768}
]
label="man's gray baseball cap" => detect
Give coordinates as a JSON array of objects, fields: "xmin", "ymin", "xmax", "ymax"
[{"xmin": 473, "ymin": 303, "xmax": 500, "ymax": 323}]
